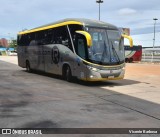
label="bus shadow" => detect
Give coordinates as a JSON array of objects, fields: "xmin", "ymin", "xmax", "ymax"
[
  {"xmin": 25, "ymin": 70, "xmax": 141, "ymax": 87},
  {"xmin": 23, "ymin": 70, "xmax": 63, "ymax": 80},
  {"xmin": 76, "ymin": 79, "xmax": 141, "ymax": 87}
]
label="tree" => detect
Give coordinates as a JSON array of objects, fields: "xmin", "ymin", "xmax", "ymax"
[{"xmin": 9, "ymin": 39, "xmax": 17, "ymax": 48}]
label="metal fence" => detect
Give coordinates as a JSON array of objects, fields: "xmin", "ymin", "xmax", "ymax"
[{"xmin": 142, "ymin": 52, "xmax": 160, "ymax": 62}]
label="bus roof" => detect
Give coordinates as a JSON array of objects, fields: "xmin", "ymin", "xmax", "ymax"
[{"xmin": 18, "ymin": 18, "xmax": 118, "ymax": 35}]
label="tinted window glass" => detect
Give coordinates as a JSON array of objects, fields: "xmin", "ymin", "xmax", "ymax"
[
  {"xmin": 37, "ymin": 30, "xmax": 47, "ymax": 45},
  {"xmin": 53, "ymin": 26, "xmax": 73, "ymax": 51},
  {"xmin": 20, "ymin": 34, "xmax": 29, "ymax": 46},
  {"xmin": 28, "ymin": 33, "xmax": 36, "ymax": 46},
  {"xmin": 68, "ymin": 24, "xmax": 83, "ymax": 43},
  {"xmin": 18, "ymin": 25, "xmax": 74, "ymax": 50},
  {"xmin": 75, "ymin": 34, "xmax": 87, "ymax": 59}
]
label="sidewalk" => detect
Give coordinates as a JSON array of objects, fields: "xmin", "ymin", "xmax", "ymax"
[{"xmin": 0, "ymin": 56, "xmax": 18, "ymax": 65}]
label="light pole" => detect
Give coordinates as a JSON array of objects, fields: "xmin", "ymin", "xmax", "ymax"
[
  {"xmin": 153, "ymin": 18, "xmax": 158, "ymax": 48},
  {"xmin": 96, "ymin": 0, "xmax": 103, "ymax": 21}
]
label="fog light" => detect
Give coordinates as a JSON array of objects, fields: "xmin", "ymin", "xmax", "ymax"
[{"xmin": 90, "ymin": 75, "xmax": 94, "ymax": 78}]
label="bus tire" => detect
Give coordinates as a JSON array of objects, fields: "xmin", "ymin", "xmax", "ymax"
[
  {"xmin": 63, "ymin": 65, "xmax": 72, "ymax": 82},
  {"xmin": 26, "ymin": 60, "xmax": 32, "ymax": 73},
  {"xmin": 129, "ymin": 58, "xmax": 133, "ymax": 63},
  {"xmin": 125, "ymin": 58, "xmax": 128, "ymax": 63}
]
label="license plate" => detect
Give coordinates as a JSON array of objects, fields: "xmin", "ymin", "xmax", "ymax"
[{"xmin": 108, "ymin": 76, "xmax": 114, "ymax": 79}]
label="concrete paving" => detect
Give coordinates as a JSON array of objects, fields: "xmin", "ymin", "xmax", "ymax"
[
  {"xmin": 0, "ymin": 57, "xmax": 160, "ymax": 137},
  {"xmin": 102, "ymin": 63, "xmax": 160, "ymax": 104},
  {"xmin": 0, "ymin": 56, "xmax": 18, "ymax": 65}
]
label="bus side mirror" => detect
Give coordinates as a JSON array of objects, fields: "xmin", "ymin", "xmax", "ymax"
[
  {"xmin": 75, "ymin": 31, "xmax": 92, "ymax": 47},
  {"xmin": 122, "ymin": 34, "xmax": 133, "ymax": 47}
]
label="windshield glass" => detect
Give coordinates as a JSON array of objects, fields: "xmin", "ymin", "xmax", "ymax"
[{"xmin": 86, "ymin": 27, "xmax": 124, "ymax": 65}]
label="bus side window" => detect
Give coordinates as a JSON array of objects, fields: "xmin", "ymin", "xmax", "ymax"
[
  {"xmin": 75, "ymin": 34, "xmax": 87, "ymax": 59},
  {"xmin": 28, "ymin": 33, "xmax": 36, "ymax": 46},
  {"xmin": 53, "ymin": 26, "xmax": 73, "ymax": 51},
  {"xmin": 77, "ymin": 39, "xmax": 86, "ymax": 59},
  {"xmin": 37, "ymin": 31, "xmax": 46, "ymax": 45},
  {"xmin": 20, "ymin": 34, "xmax": 29, "ymax": 46},
  {"xmin": 17, "ymin": 35, "xmax": 22, "ymax": 46},
  {"xmin": 53, "ymin": 27, "xmax": 62, "ymax": 44},
  {"xmin": 68, "ymin": 24, "xmax": 83, "ymax": 45},
  {"xmin": 45, "ymin": 29, "xmax": 54, "ymax": 44}
]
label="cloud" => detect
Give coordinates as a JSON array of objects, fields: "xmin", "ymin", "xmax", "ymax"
[
  {"xmin": 131, "ymin": 27, "xmax": 155, "ymax": 35},
  {"xmin": 118, "ymin": 8, "xmax": 137, "ymax": 16},
  {"xmin": 131, "ymin": 32, "xmax": 160, "ymax": 47},
  {"xmin": 131, "ymin": 22, "xmax": 160, "ymax": 35},
  {"xmin": 0, "ymin": 0, "xmax": 160, "ymax": 44}
]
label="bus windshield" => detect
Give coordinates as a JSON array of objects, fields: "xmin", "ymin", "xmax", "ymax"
[{"xmin": 86, "ymin": 27, "xmax": 124, "ymax": 65}]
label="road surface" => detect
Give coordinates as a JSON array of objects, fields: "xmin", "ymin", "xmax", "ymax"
[{"xmin": 0, "ymin": 56, "xmax": 160, "ymax": 137}]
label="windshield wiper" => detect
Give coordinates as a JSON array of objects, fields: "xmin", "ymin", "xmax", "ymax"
[{"xmin": 111, "ymin": 41, "xmax": 120, "ymax": 64}]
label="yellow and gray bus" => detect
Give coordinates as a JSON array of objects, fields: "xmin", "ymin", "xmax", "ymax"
[{"xmin": 17, "ymin": 18, "xmax": 133, "ymax": 81}]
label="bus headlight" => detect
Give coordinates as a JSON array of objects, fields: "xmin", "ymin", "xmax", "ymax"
[{"xmin": 87, "ymin": 66, "xmax": 99, "ymax": 72}]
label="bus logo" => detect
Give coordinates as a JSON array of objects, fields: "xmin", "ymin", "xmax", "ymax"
[{"xmin": 52, "ymin": 46, "xmax": 60, "ymax": 64}]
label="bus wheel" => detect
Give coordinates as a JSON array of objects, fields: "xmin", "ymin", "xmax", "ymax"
[
  {"xmin": 125, "ymin": 58, "xmax": 128, "ymax": 63},
  {"xmin": 26, "ymin": 61, "xmax": 31, "ymax": 72},
  {"xmin": 129, "ymin": 58, "xmax": 133, "ymax": 63},
  {"xmin": 65, "ymin": 65, "xmax": 72, "ymax": 82}
]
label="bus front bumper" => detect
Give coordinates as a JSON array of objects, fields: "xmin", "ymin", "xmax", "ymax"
[{"xmin": 80, "ymin": 67, "xmax": 125, "ymax": 82}]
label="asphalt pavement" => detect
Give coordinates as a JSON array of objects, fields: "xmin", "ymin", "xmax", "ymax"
[{"xmin": 0, "ymin": 58, "xmax": 160, "ymax": 137}]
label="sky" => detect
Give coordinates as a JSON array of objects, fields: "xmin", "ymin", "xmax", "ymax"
[{"xmin": 0, "ymin": 0, "xmax": 160, "ymax": 47}]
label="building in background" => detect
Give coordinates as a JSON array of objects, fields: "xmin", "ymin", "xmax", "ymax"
[
  {"xmin": 0, "ymin": 38, "xmax": 15, "ymax": 55},
  {"xmin": 122, "ymin": 28, "xmax": 130, "ymax": 36},
  {"xmin": 0, "ymin": 38, "xmax": 9, "ymax": 47}
]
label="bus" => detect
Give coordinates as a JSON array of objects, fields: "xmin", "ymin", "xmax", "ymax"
[
  {"xmin": 17, "ymin": 18, "xmax": 133, "ymax": 82},
  {"xmin": 124, "ymin": 45, "xmax": 142, "ymax": 63}
]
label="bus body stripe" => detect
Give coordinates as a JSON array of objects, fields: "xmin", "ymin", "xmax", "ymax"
[
  {"xmin": 18, "ymin": 21, "xmax": 83, "ymax": 35},
  {"xmin": 125, "ymin": 51, "xmax": 136, "ymax": 58},
  {"xmin": 81, "ymin": 58, "xmax": 124, "ymax": 68},
  {"xmin": 80, "ymin": 76, "xmax": 124, "ymax": 81},
  {"xmin": 75, "ymin": 31, "xmax": 92, "ymax": 46}
]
